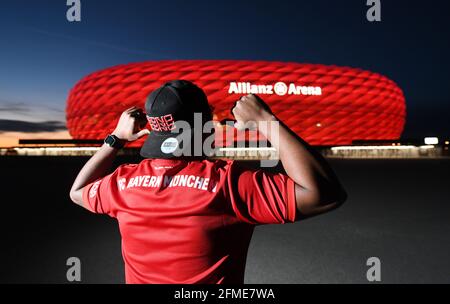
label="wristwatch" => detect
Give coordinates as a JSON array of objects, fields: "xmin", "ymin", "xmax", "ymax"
[{"xmin": 104, "ymin": 134, "xmax": 125, "ymax": 149}]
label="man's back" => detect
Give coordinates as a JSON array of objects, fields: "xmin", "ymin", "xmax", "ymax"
[
  {"xmin": 70, "ymin": 82, "xmax": 346, "ymax": 284},
  {"xmin": 82, "ymin": 158, "xmax": 297, "ymax": 283}
]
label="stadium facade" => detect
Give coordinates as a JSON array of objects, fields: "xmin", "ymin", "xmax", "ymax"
[{"xmin": 66, "ymin": 60, "xmax": 406, "ymax": 147}]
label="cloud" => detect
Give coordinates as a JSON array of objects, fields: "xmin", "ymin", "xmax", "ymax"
[
  {"xmin": 41, "ymin": 104, "xmax": 65, "ymax": 113},
  {"xmin": 25, "ymin": 27, "xmax": 173, "ymax": 58},
  {"xmin": 0, "ymin": 100, "xmax": 64, "ymax": 113},
  {"xmin": 0, "ymin": 119, "xmax": 66, "ymax": 133},
  {"xmin": 0, "ymin": 100, "xmax": 66, "ymax": 122},
  {"xmin": 0, "ymin": 102, "xmax": 30, "ymax": 114}
]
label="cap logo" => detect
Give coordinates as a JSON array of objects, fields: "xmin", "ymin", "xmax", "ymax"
[
  {"xmin": 147, "ymin": 114, "xmax": 175, "ymax": 131},
  {"xmin": 160, "ymin": 137, "xmax": 179, "ymax": 154}
]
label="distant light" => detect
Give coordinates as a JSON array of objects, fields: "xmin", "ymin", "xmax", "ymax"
[
  {"xmin": 316, "ymin": 123, "xmax": 322, "ymax": 127},
  {"xmin": 218, "ymin": 147, "xmax": 276, "ymax": 152},
  {"xmin": 331, "ymin": 145, "xmax": 420, "ymax": 151},
  {"xmin": 445, "ymin": 141, "xmax": 449, "ymax": 145},
  {"xmin": 424, "ymin": 137, "xmax": 439, "ymax": 145},
  {"xmin": 418, "ymin": 145, "xmax": 435, "ymax": 149},
  {"xmin": 13, "ymin": 147, "xmax": 100, "ymax": 152}
]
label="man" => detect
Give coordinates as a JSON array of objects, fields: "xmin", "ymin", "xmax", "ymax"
[{"xmin": 69, "ymin": 80, "xmax": 347, "ymax": 284}]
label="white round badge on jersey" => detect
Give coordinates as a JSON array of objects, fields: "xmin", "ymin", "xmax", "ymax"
[{"xmin": 160, "ymin": 137, "xmax": 179, "ymax": 154}]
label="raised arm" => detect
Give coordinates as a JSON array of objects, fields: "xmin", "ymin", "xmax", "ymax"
[
  {"xmin": 231, "ymin": 94, "xmax": 347, "ymax": 219},
  {"xmin": 69, "ymin": 107, "xmax": 149, "ymax": 208}
]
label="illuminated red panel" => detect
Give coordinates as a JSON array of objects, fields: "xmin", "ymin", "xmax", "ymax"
[{"xmin": 66, "ymin": 60, "xmax": 406, "ymax": 146}]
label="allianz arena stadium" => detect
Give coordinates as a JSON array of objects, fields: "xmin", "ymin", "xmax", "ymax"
[{"xmin": 66, "ymin": 60, "xmax": 406, "ymax": 146}]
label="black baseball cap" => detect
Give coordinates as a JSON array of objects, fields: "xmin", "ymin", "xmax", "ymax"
[{"xmin": 140, "ymin": 80, "xmax": 213, "ymax": 159}]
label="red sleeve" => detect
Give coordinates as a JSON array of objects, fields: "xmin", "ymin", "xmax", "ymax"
[
  {"xmin": 225, "ymin": 161, "xmax": 297, "ymax": 225},
  {"xmin": 82, "ymin": 173, "xmax": 116, "ymax": 217}
]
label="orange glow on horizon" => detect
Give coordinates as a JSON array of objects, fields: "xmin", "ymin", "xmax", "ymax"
[{"xmin": 0, "ymin": 131, "xmax": 72, "ymax": 147}]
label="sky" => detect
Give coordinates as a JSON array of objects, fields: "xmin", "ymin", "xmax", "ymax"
[{"xmin": 0, "ymin": 0, "xmax": 449, "ymax": 146}]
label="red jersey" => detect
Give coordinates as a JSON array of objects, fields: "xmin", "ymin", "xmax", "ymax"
[{"xmin": 82, "ymin": 158, "xmax": 297, "ymax": 284}]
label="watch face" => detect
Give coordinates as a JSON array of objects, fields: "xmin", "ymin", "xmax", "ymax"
[
  {"xmin": 105, "ymin": 135, "xmax": 114, "ymax": 146},
  {"xmin": 105, "ymin": 135, "xmax": 124, "ymax": 148},
  {"xmin": 105, "ymin": 135, "xmax": 119, "ymax": 147}
]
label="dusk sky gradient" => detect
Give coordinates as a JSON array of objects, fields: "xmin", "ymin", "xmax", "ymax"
[{"xmin": 0, "ymin": 0, "xmax": 449, "ymax": 146}]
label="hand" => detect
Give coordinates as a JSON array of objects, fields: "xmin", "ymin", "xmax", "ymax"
[
  {"xmin": 231, "ymin": 94, "xmax": 275, "ymax": 130},
  {"xmin": 111, "ymin": 107, "xmax": 150, "ymax": 141}
]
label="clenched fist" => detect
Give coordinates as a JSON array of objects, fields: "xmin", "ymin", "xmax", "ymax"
[
  {"xmin": 231, "ymin": 94, "xmax": 275, "ymax": 130},
  {"xmin": 112, "ymin": 107, "xmax": 150, "ymax": 141}
]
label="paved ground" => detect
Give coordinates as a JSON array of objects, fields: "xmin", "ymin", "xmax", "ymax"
[{"xmin": 1, "ymin": 157, "xmax": 449, "ymax": 283}]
